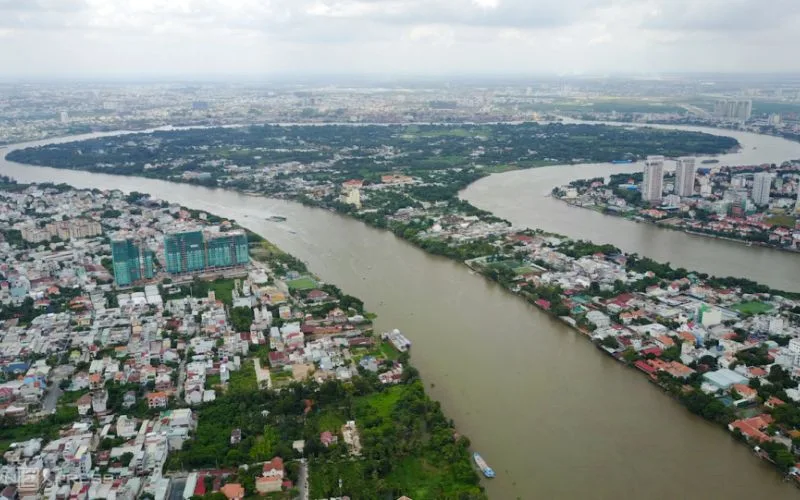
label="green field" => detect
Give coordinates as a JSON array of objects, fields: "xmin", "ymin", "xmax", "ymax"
[
  {"xmin": 379, "ymin": 342, "xmax": 401, "ymax": 361},
  {"xmin": 481, "ymin": 164, "xmax": 520, "ymax": 174},
  {"xmin": 732, "ymin": 301, "xmax": 773, "ymax": 315},
  {"xmin": 358, "ymin": 385, "xmax": 406, "ymax": 419},
  {"xmin": 766, "ymin": 214, "xmax": 796, "ymax": 228},
  {"xmin": 316, "ymin": 411, "xmax": 346, "ymax": 433},
  {"xmin": 207, "ymin": 278, "xmax": 236, "ymax": 305},
  {"xmin": 287, "ymin": 276, "xmax": 317, "ymax": 290}
]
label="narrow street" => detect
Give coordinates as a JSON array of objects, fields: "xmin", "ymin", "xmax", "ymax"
[{"xmin": 296, "ymin": 458, "xmax": 309, "ymax": 500}]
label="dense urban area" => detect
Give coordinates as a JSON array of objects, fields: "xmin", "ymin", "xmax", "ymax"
[
  {"xmin": 0, "ymin": 178, "xmax": 484, "ymax": 499},
  {"xmin": 554, "ymin": 157, "xmax": 800, "ymax": 252},
  {"xmin": 3, "ymin": 76, "xmax": 800, "ymax": 146},
  {"xmin": 7, "ymin": 77, "xmax": 800, "ymax": 499}
]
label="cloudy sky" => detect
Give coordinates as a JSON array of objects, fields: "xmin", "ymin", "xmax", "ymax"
[{"xmin": 0, "ymin": 0, "xmax": 797, "ymax": 78}]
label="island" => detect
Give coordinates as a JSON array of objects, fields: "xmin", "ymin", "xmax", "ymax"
[{"xmin": 9, "ymin": 123, "xmax": 800, "ymax": 482}]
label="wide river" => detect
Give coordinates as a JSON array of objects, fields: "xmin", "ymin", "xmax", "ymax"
[
  {"xmin": 2, "ymin": 124, "xmax": 799, "ymax": 499},
  {"xmin": 464, "ymin": 122, "xmax": 800, "ymax": 293}
]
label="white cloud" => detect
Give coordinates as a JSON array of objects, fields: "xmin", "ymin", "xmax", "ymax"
[{"xmin": 0, "ymin": 0, "xmax": 798, "ymax": 77}]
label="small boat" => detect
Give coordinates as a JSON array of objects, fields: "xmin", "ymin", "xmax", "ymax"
[
  {"xmin": 473, "ymin": 452, "xmax": 495, "ymax": 478},
  {"xmin": 266, "ymin": 215, "xmax": 287, "ymax": 222}
]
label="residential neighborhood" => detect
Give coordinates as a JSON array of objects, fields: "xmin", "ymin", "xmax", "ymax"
[{"xmin": 0, "ymin": 180, "xmax": 458, "ymax": 499}]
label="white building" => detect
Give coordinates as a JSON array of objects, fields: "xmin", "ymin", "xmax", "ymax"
[
  {"xmin": 642, "ymin": 155, "xmax": 664, "ymax": 203},
  {"xmin": 674, "ymin": 157, "xmax": 696, "ymax": 197},
  {"xmin": 752, "ymin": 172, "xmax": 772, "ymax": 207},
  {"xmin": 714, "ymin": 99, "xmax": 752, "ymax": 121}
]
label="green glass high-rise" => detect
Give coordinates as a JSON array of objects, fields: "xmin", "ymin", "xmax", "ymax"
[
  {"xmin": 206, "ymin": 232, "xmax": 249, "ymax": 268},
  {"xmin": 164, "ymin": 229, "xmax": 248, "ymax": 275},
  {"xmin": 111, "ymin": 238, "xmax": 155, "ymax": 287},
  {"xmin": 164, "ymin": 231, "xmax": 205, "ymax": 274}
]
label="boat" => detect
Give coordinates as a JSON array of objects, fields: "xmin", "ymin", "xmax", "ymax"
[
  {"xmin": 473, "ymin": 452, "xmax": 495, "ymax": 478},
  {"xmin": 611, "ymin": 159, "xmax": 633, "ymax": 164},
  {"xmin": 701, "ymin": 159, "xmax": 719, "ymax": 164},
  {"xmin": 266, "ymin": 215, "xmax": 287, "ymax": 222}
]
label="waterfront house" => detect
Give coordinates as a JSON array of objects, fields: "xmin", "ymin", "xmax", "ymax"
[
  {"xmin": 729, "ymin": 415, "xmax": 773, "ymax": 442},
  {"xmin": 731, "ymin": 384, "xmax": 758, "ymax": 404}
]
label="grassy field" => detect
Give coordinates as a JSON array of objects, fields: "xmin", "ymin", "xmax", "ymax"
[
  {"xmin": 379, "ymin": 342, "xmax": 401, "ymax": 361},
  {"xmin": 227, "ymin": 360, "xmax": 258, "ymax": 394},
  {"xmin": 207, "ymin": 278, "xmax": 236, "ymax": 305},
  {"xmin": 287, "ymin": 276, "xmax": 317, "ymax": 290},
  {"xmin": 480, "ymin": 164, "xmax": 520, "ymax": 174},
  {"xmin": 358, "ymin": 385, "xmax": 405, "ymax": 419},
  {"xmin": 316, "ymin": 411, "xmax": 346, "ymax": 433},
  {"xmin": 732, "ymin": 301, "xmax": 774, "ymax": 315},
  {"xmin": 766, "ymin": 214, "xmax": 796, "ymax": 228},
  {"xmin": 249, "ymin": 240, "xmax": 286, "ymax": 260}
]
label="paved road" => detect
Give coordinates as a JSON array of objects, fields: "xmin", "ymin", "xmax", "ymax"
[
  {"xmin": 296, "ymin": 458, "xmax": 309, "ymax": 500},
  {"xmin": 42, "ymin": 365, "xmax": 72, "ymax": 412},
  {"xmin": 168, "ymin": 478, "xmax": 186, "ymax": 500}
]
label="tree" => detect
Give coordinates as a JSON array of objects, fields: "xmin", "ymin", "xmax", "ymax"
[{"xmin": 229, "ymin": 307, "xmax": 254, "ymax": 332}]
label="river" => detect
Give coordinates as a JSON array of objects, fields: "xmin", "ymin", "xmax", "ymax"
[
  {"xmin": 463, "ymin": 123, "xmax": 800, "ymax": 293},
  {"xmin": 2, "ymin": 125, "xmax": 798, "ymax": 498}
]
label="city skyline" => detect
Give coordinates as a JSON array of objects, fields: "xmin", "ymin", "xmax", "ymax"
[{"xmin": 2, "ymin": 0, "xmax": 800, "ymax": 78}]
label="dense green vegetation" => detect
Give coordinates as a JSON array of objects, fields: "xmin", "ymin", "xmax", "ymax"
[
  {"xmin": 8, "ymin": 123, "xmax": 738, "ymax": 187},
  {"xmin": 165, "ymin": 363, "xmax": 484, "ymax": 499}
]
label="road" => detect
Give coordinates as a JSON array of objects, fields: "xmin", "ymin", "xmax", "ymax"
[
  {"xmin": 295, "ymin": 458, "xmax": 309, "ymax": 500},
  {"xmin": 42, "ymin": 365, "xmax": 73, "ymax": 412},
  {"xmin": 168, "ymin": 478, "xmax": 186, "ymax": 500}
]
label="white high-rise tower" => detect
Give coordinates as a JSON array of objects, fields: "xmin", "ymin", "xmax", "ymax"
[
  {"xmin": 674, "ymin": 157, "xmax": 696, "ymax": 197},
  {"xmin": 642, "ymin": 155, "xmax": 665, "ymax": 203},
  {"xmin": 752, "ymin": 172, "xmax": 772, "ymax": 207}
]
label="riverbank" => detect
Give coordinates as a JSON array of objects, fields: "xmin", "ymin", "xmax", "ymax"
[{"xmin": 554, "ymin": 195, "xmax": 800, "ymax": 255}]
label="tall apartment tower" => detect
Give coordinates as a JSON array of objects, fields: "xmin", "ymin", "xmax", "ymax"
[
  {"xmin": 752, "ymin": 172, "xmax": 772, "ymax": 207},
  {"xmin": 164, "ymin": 229, "xmax": 249, "ymax": 275},
  {"xmin": 164, "ymin": 230, "xmax": 206, "ymax": 274},
  {"xmin": 111, "ymin": 238, "xmax": 154, "ymax": 287},
  {"xmin": 674, "ymin": 157, "xmax": 697, "ymax": 197},
  {"xmin": 641, "ymin": 155, "xmax": 665, "ymax": 203}
]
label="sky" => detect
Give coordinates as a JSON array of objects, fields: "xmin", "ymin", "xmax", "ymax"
[{"xmin": 0, "ymin": 0, "xmax": 799, "ymax": 78}]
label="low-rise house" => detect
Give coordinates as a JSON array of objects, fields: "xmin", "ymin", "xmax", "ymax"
[
  {"xmin": 76, "ymin": 393, "xmax": 92, "ymax": 416},
  {"xmin": 92, "ymin": 390, "xmax": 109, "ymax": 414},
  {"xmin": 256, "ymin": 476, "xmax": 282, "ymax": 494},
  {"xmin": 122, "ymin": 391, "xmax": 136, "ymax": 409},
  {"xmin": 729, "ymin": 415, "xmax": 773, "ymax": 442},
  {"xmin": 320, "ymin": 431, "xmax": 337, "ymax": 447},
  {"xmin": 145, "ymin": 391, "xmax": 168, "ymax": 409},
  {"xmin": 262, "ymin": 456, "xmax": 284, "ymax": 479},
  {"xmin": 731, "ymin": 384, "xmax": 758, "ymax": 404},
  {"xmin": 220, "ymin": 483, "xmax": 245, "ymax": 500}
]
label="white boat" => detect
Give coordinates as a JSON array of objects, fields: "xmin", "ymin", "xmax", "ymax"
[{"xmin": 473, "ymin": 452, "xmax": 495, "ymax": 478}]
